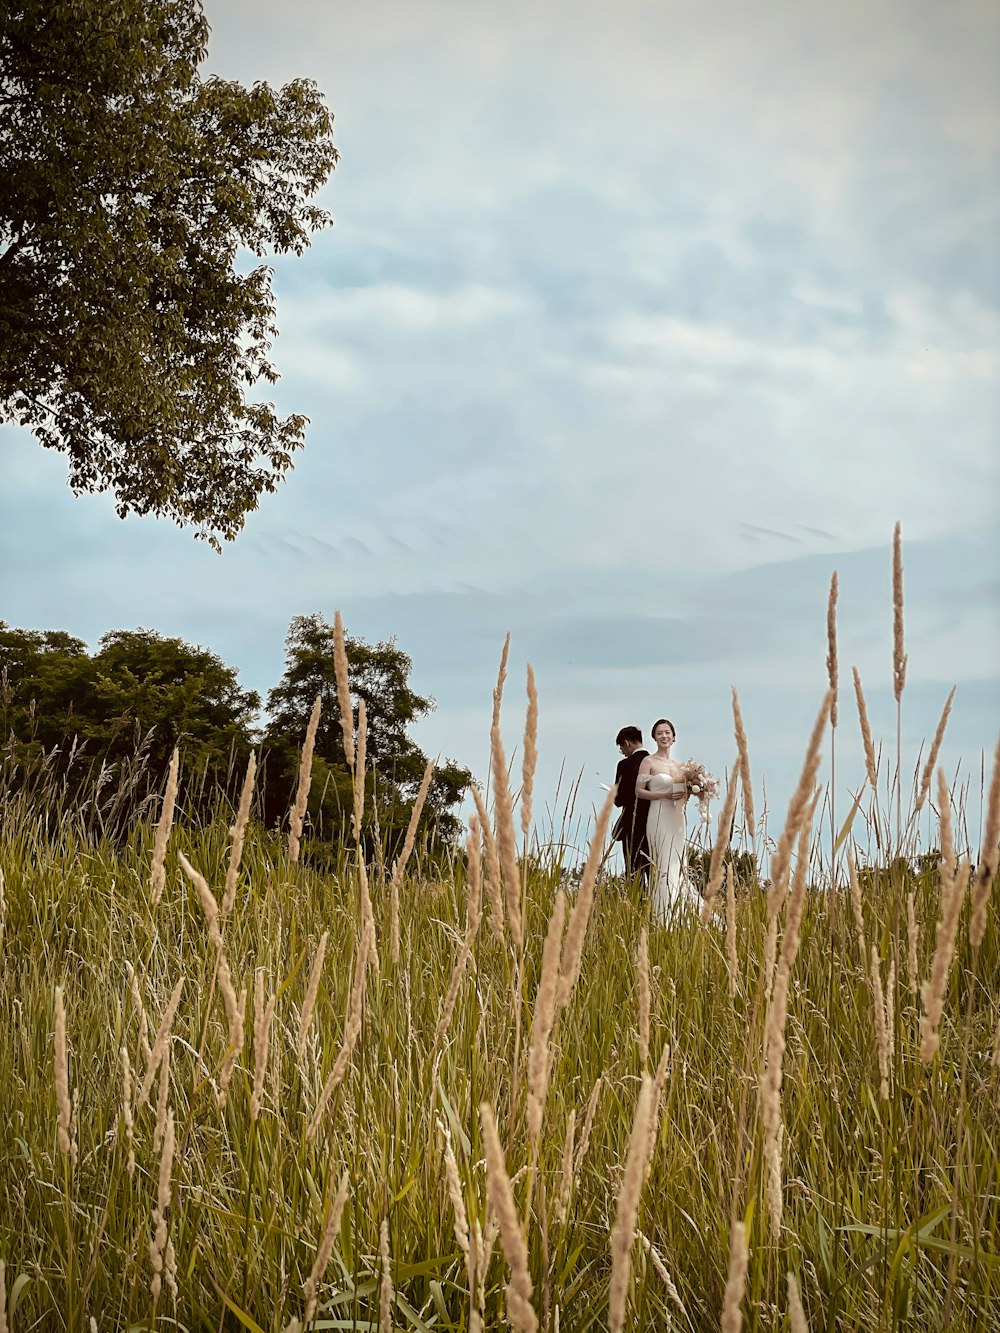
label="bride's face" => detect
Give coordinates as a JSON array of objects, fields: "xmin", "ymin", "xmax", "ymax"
[{"xmin": 653, "ymin": 723, "xmax": 674, "ymax": 752}]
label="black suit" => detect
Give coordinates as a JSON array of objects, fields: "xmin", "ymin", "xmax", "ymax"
[{"xmin": 613, "ymin": 749, "xmax": 650, "ymax": 877}]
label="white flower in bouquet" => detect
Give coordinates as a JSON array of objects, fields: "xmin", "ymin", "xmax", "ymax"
[{"xmin": 679, "ymin": 759, "xmax": 720, "ymax": 823}]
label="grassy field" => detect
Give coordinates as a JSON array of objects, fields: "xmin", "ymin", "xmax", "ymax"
[{"xmin": 1, "ymin": 590, "xmax": 998, "ymax": 1332}]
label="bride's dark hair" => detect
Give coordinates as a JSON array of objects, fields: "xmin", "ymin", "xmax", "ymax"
[{"xmin": 651, "ymin": 718, "xmax": 676, "ymax": 740}]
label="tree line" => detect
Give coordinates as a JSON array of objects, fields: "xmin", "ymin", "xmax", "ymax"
[{"xmin": 0, "ymin": 614, "xmax": 473, "ymax": 853}]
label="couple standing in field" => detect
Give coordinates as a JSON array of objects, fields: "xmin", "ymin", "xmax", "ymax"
[{"xmin": 613, "ymin": 718, "xmax": 701, "ymax": 921}]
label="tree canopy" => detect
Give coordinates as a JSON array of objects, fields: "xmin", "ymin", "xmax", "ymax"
[
  {"xmin": 261, "ymin": 613, "xmax": 473, "ymax": 848},
  {"xmin": 1, "ymin": 615, "xmax": 472, "ymax": 850},
  {"xmin": 0, "ymin": 0, "xmax": 338, "ymax": 547},
  {"xmin": 0, "ymin": 621, "xmax": 260, "ymax": 786}
]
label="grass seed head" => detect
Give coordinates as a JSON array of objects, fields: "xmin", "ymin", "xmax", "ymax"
[
  {"xmin": 826, "ymin": 571, "xmax": 839, "ymax": 727},
  {"xmin": 521, "ymin": 663, "xmax": 539, "ymax": 838},
  {"xmin": 333, "ymin": 610, "xmax": 355, "ymax": 768},
  {"xmin": 971, "ymin": 733, "xmax": 1000, "ymax": 950},
  {"xmin": 150, "ymin": 746, "xmax": 180, "ymax": 906},
  {"xmin": 223, "ymin": 750, "xmax": 256, "ymax": 915},
  {"xmin": 54, "ymin": 985, "xmax": 71, "ymax": 1156},
  {"xmin": 893, "ymin": 521, "xmax": 907, "ymax": 702}
]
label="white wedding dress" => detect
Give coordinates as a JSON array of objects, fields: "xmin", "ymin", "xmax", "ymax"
[{"xmin": 644, "ymin": 774, "xmax": 698, "ymax": 922}]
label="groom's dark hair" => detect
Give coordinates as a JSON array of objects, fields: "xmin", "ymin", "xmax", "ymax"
[{"xmin": 615, "ymin": 726, "xmax": 643, "ymax": 745}]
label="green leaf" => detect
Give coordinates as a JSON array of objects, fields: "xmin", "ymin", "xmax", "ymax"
[
  {"xmin": 207, "ymin": 1276, "xmax": 268, "ymax": 1333},
  {"xmin": 9, "ymin": 1274, "xmax": 32, "ymax": 1318},
  {"xmin": 834, "ymin": 789, "xmax": 864, "ymax": 853}
]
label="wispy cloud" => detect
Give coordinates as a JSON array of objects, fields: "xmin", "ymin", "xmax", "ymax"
[{"xmin": 1, "ymin": 0, "xmax": 996, "ymax": 844}]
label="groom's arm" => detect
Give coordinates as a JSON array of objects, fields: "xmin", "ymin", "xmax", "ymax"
[
  {"xmin": 614, "ymin": 757, "xmax": 627, "ymax": 806},
  {"xmin": 616, "ymin": 754, "xmax": 641, "ymax": 807}
]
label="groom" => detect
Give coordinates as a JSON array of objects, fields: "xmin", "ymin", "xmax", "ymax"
[{"xmin": 613, "ymin": 725, "xmax": 649, "ymax": 880}]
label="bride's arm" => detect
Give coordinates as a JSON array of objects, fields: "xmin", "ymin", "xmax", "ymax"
[{"xmin": 634, "ymin": 759, "xmax": 667, "ymax": 800}]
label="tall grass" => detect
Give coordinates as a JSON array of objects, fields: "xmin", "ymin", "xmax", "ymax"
[{"xmin": 0, "ymin": 563, "xmax": 998, "ymax": 1332}]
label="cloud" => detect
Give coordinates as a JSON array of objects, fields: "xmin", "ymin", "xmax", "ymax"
[{"xmin": 2, "ymin": 0, "xmax": 997, "ymax": 850}]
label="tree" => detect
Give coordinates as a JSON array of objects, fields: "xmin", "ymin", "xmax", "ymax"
[
  {"xmin": 90, "ymin": 628, "xmax": 260, "ymax": 778},
  {"xmin": 0, "ymin": 621, "xmax": 259, "ymax": 795},
  {"xmin": 0, "ymin": 0, "xmax": 338, "ymax": 547},
  {"xmin": 262, "ymin": 614, "xmax": 472, "ymax": 848}
]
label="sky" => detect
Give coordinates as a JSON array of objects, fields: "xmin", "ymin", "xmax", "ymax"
[{"xmin": 2, "ymin": 0, "xmax": 998, "ymax": 860}]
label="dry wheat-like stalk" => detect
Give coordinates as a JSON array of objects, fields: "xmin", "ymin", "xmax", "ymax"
[
  {"xmin": 390, "ymin": 756, "xmax": 436, "ymax": 964},
  {"xmin": 288, "ymin": 693, "xmax": 321, "ymax": 863},
  {"xmin": 488, "ymin": 637, "xmax": 523, "ymax": 950},
  {"xmin": 731, "ymin": 688, "xmax": 755, "ymax": 836},
  {"xmin": 870, "ymin": 946, "xmax": 891, "ymax": 1100},
  {"xmin": 491, "ymin": 716, "xmax": 523, "ymax": 955},
  {"xmin": 636, "ymin": 926, "xmax": 650, "ymax": 1068},
  {"xmin": 0, "ymin": 868, "xmax": 5, "ymax": 962},
  {"xmin": 885, "ymin": 956, "xmax": 896, "ymax": 1061},
  {"xmin": 302, "ymin": 1170, "xmax": 351, "ymax": 1322},
  {"xmin": 480, "ymin": 1102, "xmax": 537, "ymax": 1333},
  {"xmin": 223, "ymin": 751, "xmax": 256, "ymax": 915},
  {"xmin": 847, "ymin": 849, "xmax": 867, "ymax": 960},
  {"xmin": 54, "ymin": 985, "xmax": 71, "ymax": 1156},
  {"xmin": 164, "ymin": 1235, "xmax": 178, "ymax": 1308},
  {"xmin": 464, "ymin": 815, "xmax": 483, "ymax": 940},
  {"xmin": 914, "ymin": 689, "xmax": 956, "ymax": 814},
  {"xmin": 702, "ymin": 765, "xmax": 739, "ymax": 922},
  {"xmin": 439, "ymin": 1117, "xmax": 470, "ymax": 1260},
  {"xmin": 608, "ymin": 1076, "xmax": 654, "ymax": 1333},
  {"xmin": 250, "ymin": 968, "xmax": 277, "ymax": 1122},
  {"xmin": 892, "ymin": 522, "xmax": 907, "ymax": 701},
  {"xmin": 787, "ymin": 1274, "xmax": 810, "ymax": 1333},
  {"xmin": 575, "ymin": 1076, "xmax": 602, "ymax": 1175},
  {"xmin": 645, "ymin": 1040, "xmax": 671, "ymax": 1176},
  {"xmin": 938, "ymin": 768, "xmax": 956, "ymax": 885},
  {"xmin": 558, "ymin": 788, "xmax": 617, "ymax": 1011},
  {"xmin": 471, "ymin": 785, "xmax": 505, "ymax": 942},
  {"xmin": 992, "ymin": 1014, "xmax": 1000, "ymax": 1070},
  {"xmin": 521, "ymin": 664, "xmax": 539, "ymax": 839},
  {"xmin": 121, "ymin": 1044, "xmax": 136, "ymax": 1176},
  {"xmin": 379, "ymin": 1218, "xmax": 394, "ymax": 1333},
  {"xmin": 920, "ymin": 858, "xmax": 972, "ymax": 1062},
  {"xmin": 492, "ymin": 631, "xmax": 511, "ymax": 731},
  {"xmin": 358, "ymin": 856, "xmax": 380, "ymax": 974},
  {"xmin": 826, "ymin": 572, "xmax": 839, "ymax": 727},
  {"xmin": 152, "ymin": 1040, "xmax": 171, "ymax": 1154},
  {"xmin": 638, "ymin": 1232, "xmax": 684, "ymax": 1313},
  {"xmin": 126, "ymin": 961, "xmax": 152, "ymax": 1067},
  {"xmin": 762, "ymin": 913, "xmax": 779, "ymax": 1007},
  {"xmin": 762, "ymin": 810, "xmax": 814, "ymax": 1235},
  {"xmin": 906, "ymin": 893, "xmax": 920, "ymax": 994},
  {"xmin": 353, "ymin": 697, "xmax": 367, "ymax": 841},
  {"xmin": 726, "ymin": 862, "xmax": 740, "ymax": 997},
  {"xmin": 526, "ymin": 890, "xmax": 567, "ymax": 1149},
  {"xmin": 437, "ymin": 833, "xmax": 485, "ymax": 1039},
  {"xmin": 149, "ymin": 1107, "xmax": 174, "ymax": 1304},
  {"xmin": 333, "ymin": 610, "xmax": 355, "ymax": 769},
  {"xmin": 555, "ymin": 1109, "xmax": 576, "ymax": 1227},
  {"xmin": 970, "ymin": 733, "xmax": 1000, "ymax": 950},
  {"xmin": 766, "ymin": 1121, "xmax": 784, "ymax": 1242},
  {"xmin": 150, "ymin": 746, "xmax": 180, "ymax": 906},
  {"xmin": 137, "ymin": 976, "xmax": 184, "ymax": 1111},
  {"xmin": 218, "ymin": 984, "xmax": 246, "ymax": 1111},
  {"xmin": 721, "ymin": 1220, "xmax": 749, "ymax": 1333},
  {"xmin": 307, "ymin": 931, "xmax": 370, "ymax": 1140},
  {"xmin": 852, "ymin": 668, "xmax": 879, "ymax": 790},
  {"xmin": 178, "ymin": 853, "xmax": 243, "ymax": 1106},
  {"xmin": 768, "ymin": 693, "xmax": 831, "ymax": 911},
  {"xmin": 0, "ymin": 1260, "xmax": 7, "ymax": 1333},
  {"xmin": 297, "ymin": 931, "xmax": 328, "ymax": 1058}
]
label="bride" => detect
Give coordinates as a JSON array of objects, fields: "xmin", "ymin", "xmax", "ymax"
[{"xmin": 634, "ymin": 718, "xmax": 698, "ymax": 921}]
